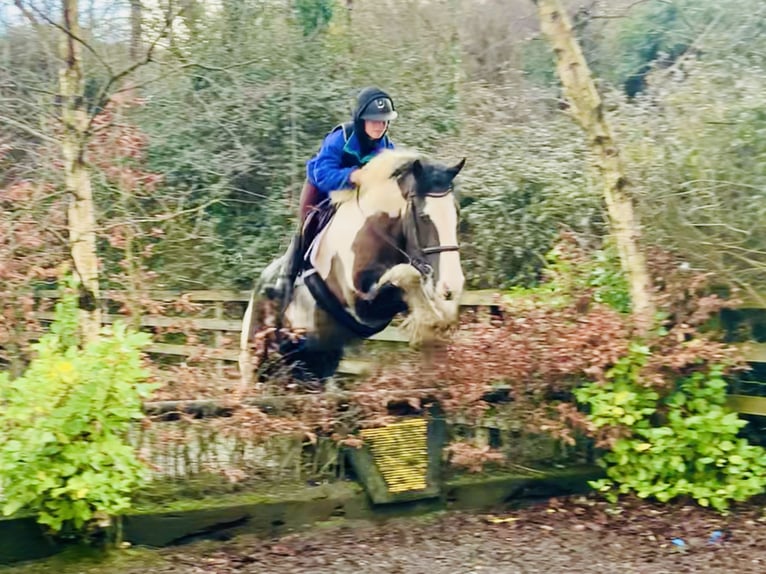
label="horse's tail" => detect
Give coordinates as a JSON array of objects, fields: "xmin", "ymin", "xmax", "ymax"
[{"xmin": 238, "ymin": 287, "xmax": 260, "ymax": 392}]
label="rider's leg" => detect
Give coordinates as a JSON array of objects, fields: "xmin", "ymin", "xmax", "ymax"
[{"xmin": 268, "ymin": 181, "xmax": 321, "ymax": 301}]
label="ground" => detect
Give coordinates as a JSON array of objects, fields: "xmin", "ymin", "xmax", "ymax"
[{"xmin": 6, "ymin": 495, "xmax": 766, "ymax": 574}]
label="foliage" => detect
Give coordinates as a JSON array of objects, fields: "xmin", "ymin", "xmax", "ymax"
[
  {"xmin": 0, "ymin": 284, "xmax": 156, "ymax": 534},
  {"xmin": 2, "ymin": 0, "xmax": 766, "ymax": 295},
  {"xmin": 354, "ymin": 236, "xmax": 632, "ymax": 471},
  {"xmin": 1, "ymin": 0, "xmax": 765, "ymax": 495},
  {"xmin": 506, "ymin": 233, "xmax": 631, "ymax": 313},
  {"xmin": 616, "ymin": 74, "xmax": 766, "ymax": 290},
  {"xmin": 589, "ymin": 0, "xmax": 691, "ymax": 97},
  {"xmin": 454, "ymin": 86, "xmax": 602, "ymax": 288},
  {"xmin": 576, "ymin": 347, "xmax": 766, "ymax": 512},
  {"xmin": 294, "ymin": 0, "xmax": 335, "ymax": 36},
  {"xmin": 0, "ymin": 176, "xmax": 65, "ymax": 375},
  {"xmin": 547, "ymin": 242, "xmax": 766, "ymax": 512}
]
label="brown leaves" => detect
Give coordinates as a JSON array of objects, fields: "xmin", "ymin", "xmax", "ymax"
[{"xmin": 445, "ymin": 442, "xmax": 506, "ymax": 473}]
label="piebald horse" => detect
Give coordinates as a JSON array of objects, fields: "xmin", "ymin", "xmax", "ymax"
[{"xmin": 239, "ymin": 149, "xmax": 466, "ymax": 387}]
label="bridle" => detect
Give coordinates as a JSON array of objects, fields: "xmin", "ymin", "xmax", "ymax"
[
  {"xmin": 353, "ymin": 181, "xmax": 460, "ymax": 278},
  {"xmin": 403, "ymin": 188, "xmax": 460, "ymax": 278}
]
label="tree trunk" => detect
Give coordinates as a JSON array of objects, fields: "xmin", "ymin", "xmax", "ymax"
[
  {"xmin": 129, "ymin": 0, "xmax": 142, "ymax": 60},
  {"xmin": 60, "ymin": 0, "xmax": 101, "ymax": 342},
  {"xmin": 534, "ymin": 0, "xmax": 655, "ymax": 332}
]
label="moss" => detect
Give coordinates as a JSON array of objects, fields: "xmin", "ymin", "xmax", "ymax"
[
  {"xmin": 1, "ymin": 546, "xmax": 166, "ymax": 574},
  {"xmin": 445, "ymin": 464, "xmax": 601, "ymax": 486},
  {"xmin": 130, "ymin": 478, "xmax": 361, "ymax": 514}
]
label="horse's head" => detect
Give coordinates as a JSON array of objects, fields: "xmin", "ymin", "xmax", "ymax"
[{"xmin": 394, "ymin": 155, "xmax": 466, "ymax": 311}]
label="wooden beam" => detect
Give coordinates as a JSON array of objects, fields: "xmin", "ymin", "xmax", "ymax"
[
  {"xmin": 145, "ymin": 343, "xmax": 239, "ymax": 361},
  {"xmin": 36, "ymin": 289, "xmax": 252, "ymax": 303},
  {"xmin": 741, "ymin": 342, "xmax": 766, "ymax": 363},
  {"xmin": 38, "ymin": 312, "xmax": 242, "ymax": 332},
  {"xmin": 726, "ymin": 394, "xmax": 766, "ymax": 417},
  {"xmin": 459, "ymin": 290, "xmax": 502, "ymax": 306}
]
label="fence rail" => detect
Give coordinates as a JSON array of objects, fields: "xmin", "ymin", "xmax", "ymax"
[{"xmin": 33, "ymin": 288, "xmax": 766, "ymax": 414}]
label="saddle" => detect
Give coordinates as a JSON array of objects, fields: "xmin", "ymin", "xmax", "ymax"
[{"xmin": 298, "ymin": 197, "xmax": 336, "ymax": 276}]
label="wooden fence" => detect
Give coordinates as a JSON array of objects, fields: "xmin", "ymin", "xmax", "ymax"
[{"xmin": 35, "ymin": 289, "xmax": 766, "ymax": 416}]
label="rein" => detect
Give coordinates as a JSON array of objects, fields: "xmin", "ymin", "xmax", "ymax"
[{"xmin": 356, "ymin": 187, "xmax": 460, "ymax": 278}]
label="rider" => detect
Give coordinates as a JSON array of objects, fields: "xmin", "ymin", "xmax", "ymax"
[{"xmin": 268, "ymin": 86, "xmax": 398, "ymax": 301}]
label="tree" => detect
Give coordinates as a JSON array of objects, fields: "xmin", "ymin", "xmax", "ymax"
[
  {"xmin": 6, "ymin": 0, "xmax": 186, "ymax": 343},
  {"xmin": 59, "ymin": 0, "xmax": 101, "ymax": 341},
  {"xmin": 534, "ymin": 0, "xmax": 655, "ymax": 331}
]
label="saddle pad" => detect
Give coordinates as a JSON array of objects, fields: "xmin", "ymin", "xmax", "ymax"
[
  {"xmin": 302, "ymin": 200, "xmax": 336, "ymax": 272},
  {"xmin": 305, "ymin": 219, "xmax": 332, "ymax": 271}
]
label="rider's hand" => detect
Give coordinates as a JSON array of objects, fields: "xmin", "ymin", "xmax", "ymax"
[{"xmin": 349, "ymin": 169, "xmax": 361, "ymax": 186}]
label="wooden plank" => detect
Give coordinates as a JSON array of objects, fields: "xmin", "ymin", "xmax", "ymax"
[
  {"xmin": 726, "ymin": 394, "xmax": 766, "ymax": 417},
  {"xmin": 740, "ymin": 342, "xmax": 766, "ymax": 363},
  {"xmin": 369, "ymin": 326, "xmax": 410, "ymax": 343},
  {"xmin": 36, "ymin": 289, "xmax": 252, "ymax": 303},
  {"xmin": 337, "ymin": 359, "xmax": 374, "ymax": 376},
  {"xmin": 35, "ymin": 315, "xmax": 422, "ymax": 345},
  {"xmin": 734, "ymin": 294, "xmax": 766, "ymax": 310},
  {"xmin": 459, "ymin": 289, "xmax": 502, "ymax": 306},
  {"xmin": 37, "ymin": 289, "xmax": 501, "ymax": 307},
  {"xmin": 145, "ymin": 343, "xmax": 239, "ymax": 361},
  {"xmin": 144, "ymin": 342, "xmax": 372, "ymax": 376},
  {"xmin": 32, "ymin": 288, "xmax": 766, "ymax": 309},
  {"xmin": 38, "ymin": 312, "xmax": 242, "ymax": 332}
]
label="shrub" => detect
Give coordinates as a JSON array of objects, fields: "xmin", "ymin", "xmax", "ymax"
[
  {"xmin": 0, "ymin": 285, "xmax": 156, "ymax": 534},
  {"xmin": 576, "ymin": 346, "xmax": 766, "ymax": 511}
]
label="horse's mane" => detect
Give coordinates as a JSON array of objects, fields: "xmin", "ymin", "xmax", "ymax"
[{"xmin": 331, "ymin": 148, "xmax": 420, "ymax": 206}]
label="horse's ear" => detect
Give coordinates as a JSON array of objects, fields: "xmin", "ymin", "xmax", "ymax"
[{"xmin": 448, "ymin": 158, "xmax": 466, "ymax": 179}]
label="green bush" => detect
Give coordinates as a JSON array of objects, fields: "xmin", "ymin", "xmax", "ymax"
[
  {"xmin": 0, "ymin": 288, "xmax": 156, "ymax": 534},
  {"xmin": 576, "ymin": 344, "xmax": 766, "ymax": 512},
  {"xmin": 504, "ymin": 237, "xmax": 631, "ymax": 313}
]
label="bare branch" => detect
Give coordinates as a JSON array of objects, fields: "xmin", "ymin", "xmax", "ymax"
[
  {"xmin": 98, "ymin": 198, "xmax": 223, "ymax": 232},
  {"xmin": 584, "ymin": 0, "xmax": 661, "ymax": 21},
  {"xmin": 24, "ymin": 0, "xmax": 114, "ymax": 75},
  {"xmin": 84, "ymin": 5, "xmax": 190, "ymax": 134},
  {"xmin": 12, "ymin": 0, "xmax": 39, "ymax": 25},
  {"xmin": 0, "ymin": 114, "xmax": 58, "ymax": 144}
]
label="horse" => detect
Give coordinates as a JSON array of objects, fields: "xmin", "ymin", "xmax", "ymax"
[{"xmin": 239, "ymin": 148, "xmax": 466, "ymax": 388}]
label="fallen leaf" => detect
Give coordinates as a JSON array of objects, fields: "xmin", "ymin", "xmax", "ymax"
[{"xmin": 483, "ymin": 515, "xmax": 520, "ymax": 524}]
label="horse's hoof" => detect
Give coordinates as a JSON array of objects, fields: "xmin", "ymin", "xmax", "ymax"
[{"xmin": 301, "ymin": 380, "xmax": 324, "ymax": 393}]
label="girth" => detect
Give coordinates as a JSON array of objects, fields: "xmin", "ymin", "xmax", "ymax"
[{"xmin": 301, "ymin": 269, "xmax": 391, "ymax": 338}]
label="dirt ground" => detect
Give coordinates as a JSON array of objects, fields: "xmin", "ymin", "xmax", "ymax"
[{"xmin": 7, "ymin": 495, "xmax": 766, "ymax": 574}]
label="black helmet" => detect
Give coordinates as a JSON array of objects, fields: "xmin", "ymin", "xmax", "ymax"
[{"xmin": 353, "ymin": 86, "xmax": 398, "ymax": 122}]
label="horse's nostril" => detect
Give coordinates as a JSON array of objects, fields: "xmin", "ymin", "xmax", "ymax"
[{"xmin": 443, "ymin": 289, "xmax": 454, "ymax": 301}]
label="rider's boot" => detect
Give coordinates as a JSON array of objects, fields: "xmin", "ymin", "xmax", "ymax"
[
  {"xmin": 266, "ymin": 233, "xmax": 302, "ymax": 304},
  {"xmin": 264, "ymin": 180, "xmax": 318, "ymax": 303}
]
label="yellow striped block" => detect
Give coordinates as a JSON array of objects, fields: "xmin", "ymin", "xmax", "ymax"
[{"xmin": 360, "ymin": 419, "xmax": 429, "ymax": 493}]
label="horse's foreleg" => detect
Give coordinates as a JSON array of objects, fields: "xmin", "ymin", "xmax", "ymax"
[
  {"xmin": 374, "ymin": 263, "xmax": 422, "ymax": 292},
  {"xmin": 371, "ymin": 264, "xmax": 448, "ymax": 346}
]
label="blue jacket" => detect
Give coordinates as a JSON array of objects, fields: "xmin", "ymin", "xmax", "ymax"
[{"xmin": 306, "ymin": 125, "xmax": 395, "ymax": 198}]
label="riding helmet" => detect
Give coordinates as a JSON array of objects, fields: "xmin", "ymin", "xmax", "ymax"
[{"xmin": 354, "ymin": 87, "xmax": 398, "ymax": 122}]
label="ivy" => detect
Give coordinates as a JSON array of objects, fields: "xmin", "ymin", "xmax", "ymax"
[
  {"xmin": 0, "ymin": 283, "xmax": 157, "ymax": 535},
  {"xmin": 576, "ymin": 344, "xmax": 766, "ymax": 512}
]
